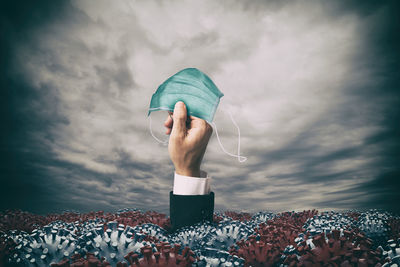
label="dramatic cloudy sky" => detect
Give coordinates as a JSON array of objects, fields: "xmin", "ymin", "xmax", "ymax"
[{"xmin": 1, "ymin": 0, "xmax": 399, "ymax": 214}]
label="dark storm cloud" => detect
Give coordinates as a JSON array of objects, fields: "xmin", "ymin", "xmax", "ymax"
[
  {"xmin": 214, "ymin": 0, "xmax": 399, "ymax": 212},
  {"xmin": 1, "ymin": 0, "xmax": 399, "ymax": 214},
  {"xmin": 0, "ymin": 0, "xmax": 171, "ymax": 213},
  {"xmin": 1, "ymin": 0, "xmax": 68, "ymax": 212},
  {"xmin": 341, "ymin": 0, "xmax": 400, "ymax": 211}
]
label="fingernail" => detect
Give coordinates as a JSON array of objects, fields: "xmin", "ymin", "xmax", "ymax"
[{"xmin": 175, "ymin": 101, "xmax": 184, "ymax": 108}]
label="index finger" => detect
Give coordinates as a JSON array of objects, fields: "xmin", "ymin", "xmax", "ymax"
[{"xmin": 164, "ymin": 113, "xmax": 173, "ymax": 128}]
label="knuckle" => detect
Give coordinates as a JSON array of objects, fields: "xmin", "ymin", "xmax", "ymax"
[
  {"xmin": 174, "ymin": 112, "xmax": 186, "ymax": 121},
  {"xmin": 208, "ymin": 125, "xmax": 213, "ymax": 134},
  {"xmin": 206, "ymin": 123, "xmax": 212, "ymax": 132},
  {"xmin": 172, "ymin": 129, "xmax": 185, "ymax": 139}
]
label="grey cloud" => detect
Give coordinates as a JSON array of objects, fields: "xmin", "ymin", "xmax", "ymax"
[{"xmin": 1, "ymin": 0, "xmax": 399, "ymax": 215}]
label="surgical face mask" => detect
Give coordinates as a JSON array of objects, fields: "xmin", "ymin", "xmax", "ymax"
[{"xmin": 148, "ymin": 68, "xmax": 247, "ymax": 162}]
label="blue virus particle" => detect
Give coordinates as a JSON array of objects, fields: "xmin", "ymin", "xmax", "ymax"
[
  {"xmin": 131, "ymin": 223, "xmax": 169, "ymax": 242},
  {"xmin": 74, "ymin": 221, "xmax": 159, "ymax": 265},
  {"xmin": 203, "ymin": 220, "xmax": 254, "ymax": 251},
  {"xmin": 168, "ymin": 221, "xmax": 216, "ymax": 251},
  {"xmin": 3, "ymin": 209, "xmax": 400, "ymax": 267},
  {"xmin": 379, "ymin": 238, "xmax": 400, "ymax": 266},
  {"xmin": 193, "ymin": 247, "xmax": 245, "ymax": 267},
  {"xmin": 116, "ymin": 208, "xmax": 141, "ymax": 214},
  {"xmin": 251, "ymin": 211, "xmax": 276, "ymax": 224},
  {"xmin": 213, "ymin": 211, "xmax": 233, "ymax": 223},
  {"xmin": 302, "ymin": 211, "xmax": 355, "ymax": 236},
  {"xmin": 355, "ymin": 209, "xmax": 391, "ymax": 248},
  {"xmin": 6, "ymin": 222, "xmax": 78, "ymax": 266}
]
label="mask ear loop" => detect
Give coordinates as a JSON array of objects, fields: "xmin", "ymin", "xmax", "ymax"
[
  {"xmin": 210, "ymin": 111, "xmax": 247, "ymax": 163},
  {"xmin": 149, "ymin": 115, "xmax": 169, "ymax": 145}
]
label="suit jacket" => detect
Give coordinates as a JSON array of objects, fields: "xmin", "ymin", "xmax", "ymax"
[{"xmin": 169, "ymin": 191, "xmax": 214, "ymax": 231}]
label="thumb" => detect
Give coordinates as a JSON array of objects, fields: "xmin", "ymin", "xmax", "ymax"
[{"xmin": 171, "ymin": 101, "xmax": 187, "ymax": 136}]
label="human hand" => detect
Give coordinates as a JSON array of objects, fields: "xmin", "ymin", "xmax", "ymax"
[{"xmin": 164, "ymin": 101, "xmax": 213, "ymax": 177}]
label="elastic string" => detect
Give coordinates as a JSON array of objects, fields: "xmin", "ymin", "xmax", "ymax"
[
  {"xmin": 149, "ymin": 115, "xmax": 169, "ymax": 145},
  {"xmin": 210, "ymin": 112, "xmax": 247, "ymax": 162}
]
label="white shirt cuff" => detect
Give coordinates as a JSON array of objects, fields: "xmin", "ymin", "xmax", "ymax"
[{"xmin": 173, "ymin": 170, "xmax": 211, "ymax": 195}]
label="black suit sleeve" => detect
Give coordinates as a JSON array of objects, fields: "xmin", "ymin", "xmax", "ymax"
[{"xmin": 169, "ymin": 191, "xmax": 214, "ymax": 231}]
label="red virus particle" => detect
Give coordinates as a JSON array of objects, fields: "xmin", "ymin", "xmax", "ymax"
[
  {"xmin": 51, "ymin": 253, "xmax": 111, "ymax": 267},
  {"xmin": 0, "ymin": 210, "xmax": 50, "ymax": 233},
  {"xmin": 102, "ymin": 210, "xmax": 171, "ymax": 231},
  {"xmin": 123, "ymin": 242, "xmax": 196, "ymax": 267},
  {"xmin": 231, "ymin": 235, "xmax": 283, "ymax": 266},
  {"xmin": 345, "ymin": 211, "xmax": 361, "ymax": 222},
  {"xmin": 284, "ymin": 230, "xmax": 383, "ymax": 266},
  {"xmin": 275, "ymin": 210, "xmax": 318, "ymax": 229},
  {"xmin": 224, "ymin": 211, "xmax": 253, "ymax": 222},
  {"xmin": 230, "ymin": 210, "xmax": 317, "ymax": 266},
  {"xmin": 144, "ymin": 211, "xmax": 171, "ymax": 231},
  {"xmin": 388, "ymin": 218, "xmax": 400, "ymax": 240},
  {"xmin": 0, "ymin": 209, "xmax": 172, "ymax": 235},
  {"xmin": 47, "ymin": 211, "xmax": 106, "ymax": 224},
  {"xmin": 52, "ymin": 242, "xmax": 196, "ymax": 267},
  {"xmin": 230, "ymin": 223, "xmax": 301, "ymax": 266},
  {"xmin": 213, "ymin": 214, "xmax": 224, "ymax": 223}
]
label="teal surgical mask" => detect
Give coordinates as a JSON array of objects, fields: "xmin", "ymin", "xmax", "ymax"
[{"xmin": 148, "ymin": 68, "xmax": 247, "ymax": 162}]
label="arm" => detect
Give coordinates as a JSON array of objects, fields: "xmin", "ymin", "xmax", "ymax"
[{"xmin": 164, "ymin": 101, "xmax": 214, "ymax": 231}]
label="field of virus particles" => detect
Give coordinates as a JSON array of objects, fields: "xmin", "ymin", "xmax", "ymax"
[{"xmin": 0, "ymin": 209, "xmax": 399, "ymax": 267}]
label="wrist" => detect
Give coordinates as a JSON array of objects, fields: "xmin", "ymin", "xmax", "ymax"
[{"xmin": 175, "ymin": 168, "xmax": 201, "ymax": 177}]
